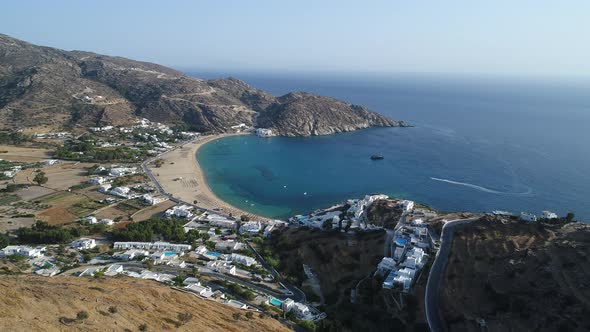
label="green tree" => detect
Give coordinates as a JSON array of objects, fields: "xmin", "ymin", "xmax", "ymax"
[
  {"xmin": 566, "ymin": 212, "xmax": 575, "ymax": 222},
  {"xmin": 33, "ymin": 170, "xmax": 48, "ymax": 186},
  {"xmin": 245, "ymin": 311, "xmax": 254, "ymax": 319},
  {"xmin": 172, "ymin": 275, "xmax": 185, "ymax": 286},
  {"xmin": 0, "ymin": 233, "xmax": 9, "ymax": 248},
  {"xmin": 240, "ymin": 215, "xmax": 250, "ymax": 222},
  {"xmin": 232, "ymin": 312, "xmax": 241, "ymax": 321}
]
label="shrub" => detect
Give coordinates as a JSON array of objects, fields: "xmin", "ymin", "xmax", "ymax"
[{"xmin": 76, "ymin": 311, "xmax": 89, "ymax": 321}]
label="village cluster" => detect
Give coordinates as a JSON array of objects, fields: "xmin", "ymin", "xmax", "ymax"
[{"xmin": 289, "ymin": 194, "xmax": 440, "ymax": 293}]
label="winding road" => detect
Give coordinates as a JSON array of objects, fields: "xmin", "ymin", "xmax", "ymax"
[{"xmin": 425, "ymin": 217, "xmax": 479, "ymax": 332}]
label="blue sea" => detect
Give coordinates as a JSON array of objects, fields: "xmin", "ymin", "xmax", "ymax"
[{"xmin": 189, "ymin": 71, "xmax": 590, "ymax": 221}]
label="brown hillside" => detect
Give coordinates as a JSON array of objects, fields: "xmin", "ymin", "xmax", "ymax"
[
  {"xmin": 441, "ymin": 218, "xmax": 590, "ymax": 332},
  {"xmin": 0, "ymin": 275, "xmax": 291, "ymax": 332}
]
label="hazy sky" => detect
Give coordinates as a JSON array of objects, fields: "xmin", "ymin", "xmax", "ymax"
[{"xmin": 1, "ymin": 0, "xmax": 588, "ymax": 77}]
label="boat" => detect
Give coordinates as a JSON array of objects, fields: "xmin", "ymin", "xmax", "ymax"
[{"xmin": 370, "ymin": 154, "xmax": 384, "ymax": 160}]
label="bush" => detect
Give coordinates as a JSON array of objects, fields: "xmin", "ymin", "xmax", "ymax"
[
  {"xmin": 108, "ymin": 306, "xmax": 118, "ymax": 314},
  {"xmin": 245, "ymin": 312, "xmax": 254, "ymax": 319},
  {"xmin": 76, "ymin": 311, "xmax": 89, "ymax": 321},
  {"xmin": 177, "ymin": 312, "xmax": 193, "ymax": 325},
  {"xmin": 232, "ymin": 312, "xmax": 241, "ymax": 321}
]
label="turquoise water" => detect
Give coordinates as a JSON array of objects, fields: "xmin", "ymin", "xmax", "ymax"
[
  {"xmin": 164, "ymin": 251, "xmax": 176, "ymax": 257},
  {"xmin": 206, "ymin": 251, "xmax": 222, "ymax": 257},
  {"xmin": 270, "ymin": 298, "xmax": 283, "ymax": 307},
  {"xmin": 195, "ymin": 73, "xmax": 590, "ymax": 221}
]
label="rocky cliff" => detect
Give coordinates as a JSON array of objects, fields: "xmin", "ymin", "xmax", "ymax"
[{"xmin": 0, "ymin": 34, "xmax": 405, "ymax": 136}]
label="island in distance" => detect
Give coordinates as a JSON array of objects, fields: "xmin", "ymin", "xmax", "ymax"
[{"xmin": 0, "ymin": 34, "xmax": 408, "ymax": 137}]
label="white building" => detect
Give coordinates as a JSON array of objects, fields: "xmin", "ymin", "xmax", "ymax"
[
  {"xmin": 399, "ymin": 200, "xmax": 415, "ymax": 213},
  {"xmin": 377, "ymin": 257, "xmax": 398, "ymax": 275},
  {"xmin": 226, "ymin": 299, "xmax": 248, "ymax": 309},
  {"xmin": 282, "ymin": 298, "xmax": 295, "ymax": 312},
  {"xmin": 110, "ymin": 186, "xmax": 132, "ymax": 198},
  {"xmin": 215, "ymin": 240, "xmax": 244, "ymax": 252},
  {"xmin": 281, "ymin": 298, "xmax": 310, "ymax": 318},
  {"xmin": 346, "ymin": 194, "xmax": 388, "ymax": 228},
  {"xmin": 207, "ymin": 260, "xmax": 237, "ymax": 275},
  {"xmin": 292, "ymin": 302, "xmax": 311, "ymax": 318},
  {"xmin": 183, "ymin": 277, "xmax": 201, "ymax": 286},
  {"xmin": 226, "ymin": 253, "xmax": 257, "ymax": 267},
  {"xmin": 84, "ymin": 216, "xmax": 98, "ymax": 224},
  {"xmin": 43, "ymin": 159, "xmax": 59, "ymax": 166},
  {"xmin": 99, "ymin": 219, "xmax": 114, "ymax": 225},
  {"xmin": 114, "ymin": 241, "xmax": 192, "ymax": 252},
  {"xmin": 71, "ymin": 238, "xmax": 96, "ymax": 250},
  {"xmin": 116, "ymin": 249, "xmax": 149, "ymax": 261},
  {"xmin": 88, "ymin": 177, "xmax": 107, "ymax": 185},
  {"xmin": 140, "ymin": 194, "xmax": 165, "ymax": 205},
  {"xmin": 0, "ymin": 245, "xmax": 45, "ymax": 258},
  {"xmin": 394, "ymin": 268, "xmax": 417, "ymax": 292},
  {"xmin": 2, "ymin": 170, "xmax": 17, "ymax": 178},
  {"xmin": 199, "ymin": 213, "xmax": 237, "ymax": 229},
  {"xmin": 255, "ymin": 128, "xmax": 273, "ymax": 137},
  {"xmin": 165, "ymin": 205, "xmax": 194, "ymax": 219},
  {"xmin": 382, "ymin": 270, "xmax": 397, "ymax": 289},
  {"xmin": 520, "ymin": 212, "xmax": 537, "ymax": 222},
  {"xmin": 186, "ymin": 284, "xmax": 214, "ymax": 298},
  {"xmin": 402, "ymin": 248, "xmax": 427, "ymax": 270},
  {"xmin": 138, "ymin": 270, "xmax": 174, "ymax": 283},
  {"xmin": 105, "ymin": 264, "xmax": 124, "ymax": 276},
  {"xmin": 542, "ymin": 211, "xmax": 559, "ymax": 219},
  {"xmin": 109, "ymin": 167, "xmax": 137, "ymax": 177},
  {"xmin": 239, "ymin": 221, "xmax": 262, "ymax": 234}
]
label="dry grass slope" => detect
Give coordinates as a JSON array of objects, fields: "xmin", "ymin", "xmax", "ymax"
[{"xmin": 0, "ymin": 275, "xmax": 291, "ymax": 332}]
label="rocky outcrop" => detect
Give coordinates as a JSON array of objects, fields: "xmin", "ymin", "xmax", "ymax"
[{"xmin": 256, "ymin": 92, "xmax": 408, "ymax": 136}]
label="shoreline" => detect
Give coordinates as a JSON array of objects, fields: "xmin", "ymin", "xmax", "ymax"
[{"xmin": 150, "ymin": 132, "xmax": 272, "ymax": 222}]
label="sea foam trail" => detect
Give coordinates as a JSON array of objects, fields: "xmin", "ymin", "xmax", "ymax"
[{"xmin": 430, "ymin": 177, "xmax": 532, "ymax": 195}]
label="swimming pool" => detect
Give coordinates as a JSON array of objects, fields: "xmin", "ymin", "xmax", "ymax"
[
  {"xmin": 164, "ymin": 251, "xmax": 177, "ymax": 257},
  {"xmin": 206, "ymin": 251, "xmax": 222, "ymax": 257},
  {"xmin": 269, "ymin": 298, "xmax": 283, "ymax": 307}
]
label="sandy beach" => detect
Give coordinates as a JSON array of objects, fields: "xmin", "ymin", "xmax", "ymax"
[{"xmin": 148, "ymin": 133, "xmax": 271, "ymax": 221}]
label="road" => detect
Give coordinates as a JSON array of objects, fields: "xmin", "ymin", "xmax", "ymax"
[
  {"xmin": 425, "ymin": 218, "xmax": 479, "ymax": 332},
  {"xmin": 245, "ymin": 240, "xmax": 306, "ymax": 303},
  {"xmin": 118, "ymin": 262, "xmax": 295, "ymax": 300}
]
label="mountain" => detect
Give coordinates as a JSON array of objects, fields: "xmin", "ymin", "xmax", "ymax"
[
  {"xmin": 0, "ymin": 34, "xmax": 405, "ymax": 136},
  {"xmin": 0, "ymin": 275, "xmax": 290, "ymax": 332}
]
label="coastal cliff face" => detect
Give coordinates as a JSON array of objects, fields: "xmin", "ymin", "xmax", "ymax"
[{"xmin": 0, "ymin": 34, "xmax": 404, "ymax": 136}]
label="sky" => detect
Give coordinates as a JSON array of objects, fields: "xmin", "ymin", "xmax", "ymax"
[{"xmin": 1, "ymin": 0, "xmax": 588, "ymax": 78}]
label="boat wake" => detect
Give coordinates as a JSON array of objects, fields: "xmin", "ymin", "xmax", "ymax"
[{"xmin": 430, "ymin": 177, "xmax": 532, "ymax": 195}]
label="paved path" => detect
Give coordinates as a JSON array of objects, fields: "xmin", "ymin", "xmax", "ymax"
[{"xmin": 425, "ymin": 217, "xmax": 479, "ymax": 332}]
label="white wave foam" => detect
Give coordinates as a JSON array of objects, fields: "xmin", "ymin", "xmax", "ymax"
[{"xmin": 430, "ymin": 177, "xmax": 532, "ymax": 195}]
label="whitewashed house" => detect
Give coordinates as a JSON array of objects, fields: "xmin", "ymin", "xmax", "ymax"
[
  {"xmin": 542, "ymin": 210, "xmax": 559, "ymax": 219},
  {"xmin": 71, "ymin": 238, "xmax": 96, "ymax": 250},
  {"xmin": 255, "ymin": 128, "xmax": 273, "ymax": 137},
  {"xmin": 226, "ymin": 253, "xmax": 257, "ymax": 267},
  {"xmin": 239, "ymin": 221, "xmax": 262, "ymax": 234}
]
